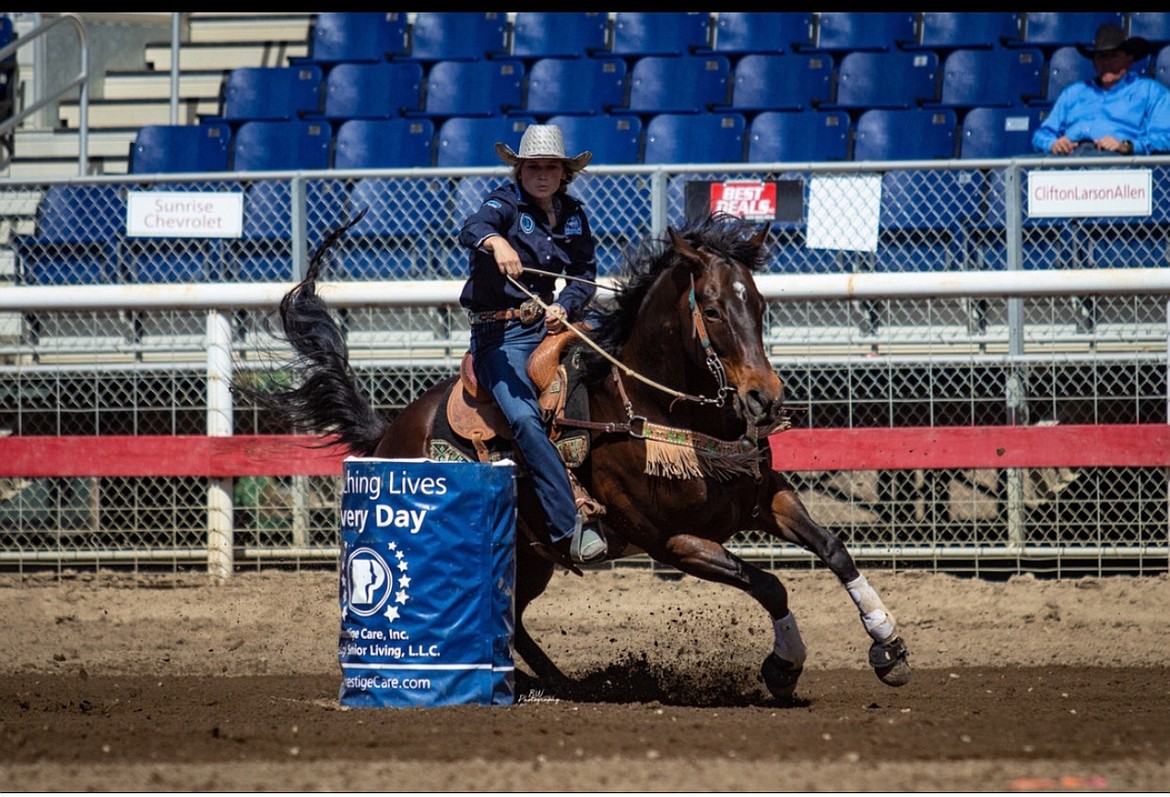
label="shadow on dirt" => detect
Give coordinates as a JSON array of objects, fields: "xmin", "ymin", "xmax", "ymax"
[{"xmin": 516, "ymin": 652, "xmax": 811, "ymax": 708}]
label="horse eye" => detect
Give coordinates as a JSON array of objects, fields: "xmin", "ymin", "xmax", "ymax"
[{"xmin": 703, "ymin": 307, "xmax": 722, "ymax": 322}]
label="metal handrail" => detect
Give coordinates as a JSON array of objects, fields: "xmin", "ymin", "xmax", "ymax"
[{"xmin": 0, "ymin": 13, "xmax": 89, "ymax": 175}]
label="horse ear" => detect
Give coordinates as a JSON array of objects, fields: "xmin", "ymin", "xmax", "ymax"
[
  {"xmin": 750, "ymin": 223, "xmax": 771, "ymax": 249},
  {"xmin": 667, "ymin": 226, "xmax": 703, "ymax": 266}
]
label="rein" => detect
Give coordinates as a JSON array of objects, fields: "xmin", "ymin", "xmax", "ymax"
[{"xmin": 507, "ymin": 271, "xmax": 731, "ymax": 409}]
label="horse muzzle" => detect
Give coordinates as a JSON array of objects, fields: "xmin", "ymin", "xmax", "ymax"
[{"xmin": 737, "ymin": 379, "xmax": 786, "ymax": 432}]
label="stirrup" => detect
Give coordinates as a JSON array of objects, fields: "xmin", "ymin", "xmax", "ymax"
[{"xmin": 568, "ymin": 513, "xmax": 607, "ymax": 564}]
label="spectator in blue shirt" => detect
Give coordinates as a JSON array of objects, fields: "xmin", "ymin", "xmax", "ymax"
[
  {"xmin": 458, "ymin": 124, "xmax": 606, "ymax": 566},
  {"xmin": 1032, "ymin": 23, "xmax": 1170, "ymax": 156}
]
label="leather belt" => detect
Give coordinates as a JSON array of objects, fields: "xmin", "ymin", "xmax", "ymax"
[{"xmin": 468, "ymin": 298, "xmax": 544, "ymax": 326}]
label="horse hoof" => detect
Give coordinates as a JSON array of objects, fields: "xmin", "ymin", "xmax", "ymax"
[
  {"xmin": 869, "ymin": 636, "xmax": 911, "ymax": 687},
  {"xmin": 761, "ymin": 652, "xmax": 803, "ymax": 700}
]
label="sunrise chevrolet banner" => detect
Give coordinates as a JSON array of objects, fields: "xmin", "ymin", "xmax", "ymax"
[
  {"xmin": 1027, "ymin": 169, "xmax": 1152, "ymax": 218},
  {"xmin": 126, "ymin": 191, "xmax": 244, "ymax": 237}
]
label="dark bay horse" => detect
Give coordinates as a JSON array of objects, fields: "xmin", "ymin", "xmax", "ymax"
[{"xmin": 249, "ymin": 212, "xmax": 910, "ymax": 700}]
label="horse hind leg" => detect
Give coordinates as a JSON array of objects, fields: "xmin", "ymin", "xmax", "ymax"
[{"xmin": 512, "ymin": 539, "xmax": 571, "ymax": 695}]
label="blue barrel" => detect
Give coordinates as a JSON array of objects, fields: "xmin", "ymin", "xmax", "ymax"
[{"xmin": 338, "ymin": 458, "xmax": 516, "ymax": 707}]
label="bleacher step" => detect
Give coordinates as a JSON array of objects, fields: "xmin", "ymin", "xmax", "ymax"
[
  {"xmin": 58, "ymin": 97, "xmax": 220, "ymax": 130},
  {"xmin": 186, "ymin": 13, "xmax": 314, "ymax": 45},
  {"xmin": 103, "ymin": 69, "xmax": 228, "ymax": 102},
  {"xmin": 0, "ymin": 130, "xmax": 137, "ymax": 178},
  {"xmin": 143, "ymin": 40, "xmax": 309, "ymax": 72}
]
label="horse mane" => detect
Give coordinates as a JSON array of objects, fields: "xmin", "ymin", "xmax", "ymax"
[{"xmin": 579, "ymin": 212, "xmax": 769, "ymax": 385}]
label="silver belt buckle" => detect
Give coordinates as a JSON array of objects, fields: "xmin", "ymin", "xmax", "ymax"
[{"xmin": 519, "ymin": 299, "xmax": 542, "ymax": 325}]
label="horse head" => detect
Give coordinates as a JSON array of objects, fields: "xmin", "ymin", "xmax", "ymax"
[{"xmin": 661, "ymin": 217, "xmax": 785, "ymax": 433}]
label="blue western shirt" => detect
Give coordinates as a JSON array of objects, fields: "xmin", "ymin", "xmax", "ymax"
[
  {"xmin": 458, "ymin": 182, "xmax": 597, "ymax": 318},
  {"xmin": 1032, "ymin": 69, "xmax": 1170, "ymax": 155}
]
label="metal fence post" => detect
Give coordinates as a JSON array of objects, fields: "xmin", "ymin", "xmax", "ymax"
[{"xmin": 206, "ymin": 309, "xmax": 234, "ymax": 578}]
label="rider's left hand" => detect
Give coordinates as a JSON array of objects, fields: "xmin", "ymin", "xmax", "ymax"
[{"xmin": 545, "ymin": 303, "xmax": 567, "ymax": 333}]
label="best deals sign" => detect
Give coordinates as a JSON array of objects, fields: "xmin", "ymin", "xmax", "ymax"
[{"xmin": 684, "ymin": 180, "xmax": 803, "ymax": 223}]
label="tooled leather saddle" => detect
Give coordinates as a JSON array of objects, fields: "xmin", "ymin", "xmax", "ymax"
[{"xmin": 428, "ymin": 324, "xmax": 592, "ymax": 472}]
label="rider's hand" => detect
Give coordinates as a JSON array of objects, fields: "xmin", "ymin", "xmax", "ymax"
[
  {"xmin": 484, "ymin": 235, "xmax": 523, "ymax": 277},
  {"xmin": 545, "ymin": 303, "xmax": 567, "ymax": 333}
]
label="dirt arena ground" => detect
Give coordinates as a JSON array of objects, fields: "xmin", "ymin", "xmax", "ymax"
[{"xmin": 1, "ymin": 565, "xmax": 1168, "ymax": 792}]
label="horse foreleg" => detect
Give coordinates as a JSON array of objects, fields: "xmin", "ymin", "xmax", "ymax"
[
  {"xmin": 655, "ymin": 534, "xmax": 807, "ymax": 701},
  {"xmin": 767, "ymin": 479, "xmax": 911, "ymax": 687}
]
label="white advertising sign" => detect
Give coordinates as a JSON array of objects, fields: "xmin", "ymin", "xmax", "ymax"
[
  {"xmin": 1027, "ymin": 169, "xmax": 1152, "ymax": 218},
  {"xmin": 126, "ymin": 191, "xmax": 244, "ymax": 238},
  {"xmin": 806, "ymin": 174, "xmax": 882, "ymax": 252}
]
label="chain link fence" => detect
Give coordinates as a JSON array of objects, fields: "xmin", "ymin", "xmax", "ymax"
[{"xmin": 2, "ymin": 158, "xmax": 1169, "ymax": 576}]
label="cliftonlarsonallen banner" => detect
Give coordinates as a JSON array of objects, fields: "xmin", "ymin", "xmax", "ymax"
[{"xmin": 338, "ymin": 458, "xmax": 517, "ymax": 708}]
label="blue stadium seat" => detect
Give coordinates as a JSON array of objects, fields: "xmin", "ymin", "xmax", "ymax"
[
  {"xmin": 1157, "ymin": 45, "xmax": 1170, "ymax": 89},
  {"xmin": 1084, "ymin": 178, "xmax": 1170, "ymax": 268},
  {"xmin": 317, "ymin": 61, "xmax": 423, "ymax": 120},
  {"xmin": 824, "ymin": 51, "xmax": 939, "ymax": 110},
  {"xmin": 720, "ymin": 52, "xmax": 833, "ymax": 113},
  {"xmin": 519, "ymin": 56, "xmax": 627, "ymax": 117},
  {"xmin": 0, "ymin": 14, "xmax": 16, "ymax": 121},
  {"xmin": 746, "ymin": 110, "xmax": 851, "ymax": 163},
  {"xmin": 930, "ymin": 48, "xmax": 1045, "ymax": 109},
  {"xmin": 409, "ymin": 59, "xmax": 524, "ymax": 119},
  {"xmin": 808, "ymin": 12, "xmax": 917, "ymax": 52},
  {"xmin": 291, "ymin": 12, "xmax": 408, "ymax": 66},
  {"xmin": 227, "ymin": 180, "xmax": 346, "ymax": 281},
  {"xmin": 706, "ymin": 12, "xmax": 813, "ymax": 55},
  {"xmin": 510, "ymin": 12, "xmax": 609, "ymax": 60},
  {"xmin": 875, "ymin": 169, "xmax": 986, "ymax": 272},
  {"xmin": 610, "ymin": 12, "xmax": 711, "ymax": 57},
  {"xmin": 959, "ymin": 106, "xmax": 1048, "ymax": 159},
  {"xmin": 442, "ymin": 174, "xmax": 508, "ymax": 273},
  {"xmin": 451, "ymin": 175, "xmax": 497, "ymax": 230},
  {"xmin": 435, "ymin": 116, "xmax": 536, "ymax": 168},
  {"xmin": 853, "ymin": 109, "xmax": 958, "ymax": 161},
  {"xmin": 568, "ymin": 172, "xmax": 653, "ymax": 275},
  {"xmin": 337, "ymin": 176, "xmax": 455, "ymax": 278},
  {"xmin": 129, "ymin": 122, "xmax": 232, "ymax": 174},
  {"xmin": 909, "ymin": 12, "xmax": 1021, "ymax": 50},
  {"xmin": 546, "ymin": 114, "xmax": 642, "ymax": 165},
  {"xmin": 974, "ymin": 170, "xmax": 1077, "ymax": 271},
  {"xmin": 1008, "ymin": 12, "xmax": 1125, "ymax": 49},
  {"xmin": 333, "ymin": 118, "xmax": 435, "ymax": 169},
  {"xmin": 407, "ymin": 12, "xmax": 508, "ymax": 62},
  {"xmin": 219, "ymin": 65, "xmax": 323, "ymax": 122},
  {"xmin": 231, "ymin": 120, "xmax": 331, "ymax": 171},
  {"xmin": 643, "ymin": 112, "xmax": 746, "ymax": 164},
  {"xmin": 1039, "ymin": 46, "xmax": 1096, "ymax": 107},
  {"xmin": 1128, "ymin": 12, "xmax": 1170, "ymax": 48},
  {"xmin": 13, "ymin": 185, "xmax": 126, "ymax": 285},
  {"xmin": 622, "ymin": 55, "xmax": 731, "ymax": 115}
]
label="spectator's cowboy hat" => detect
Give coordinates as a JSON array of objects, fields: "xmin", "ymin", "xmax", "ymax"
[
  {"xmin": 1076, "ymin": 23, "xmax": 1152, "ymax": 60},
  {"xmin": 495, "ymin": 124, "xmax": 592, "ymax": 172}
]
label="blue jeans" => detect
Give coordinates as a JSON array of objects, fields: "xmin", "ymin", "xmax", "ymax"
[{"xmin": 470, "ymin": 318, "xmax": 577, "ymax": 545}]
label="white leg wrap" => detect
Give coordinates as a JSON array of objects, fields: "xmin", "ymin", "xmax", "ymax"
[
  {"xmin": 772, "ymin": 611, "xmax": 807, "ymax": 666},
  {"xmin": 845, "ymin": 575, "xmax": 897, "ymax": 643}
]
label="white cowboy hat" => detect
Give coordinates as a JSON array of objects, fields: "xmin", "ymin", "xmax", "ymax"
[{"xmin": 494, "ymin": 124, "xmax": 592, "ymax": 172}]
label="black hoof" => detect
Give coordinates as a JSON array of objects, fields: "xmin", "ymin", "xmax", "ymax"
[
  {"xmin": 761, "ymin": 652, "xmax": 803, "ymax": 701},
  {"xmin": 869, "ymin": 636, "xmax": 911, "ymax": 687}
]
